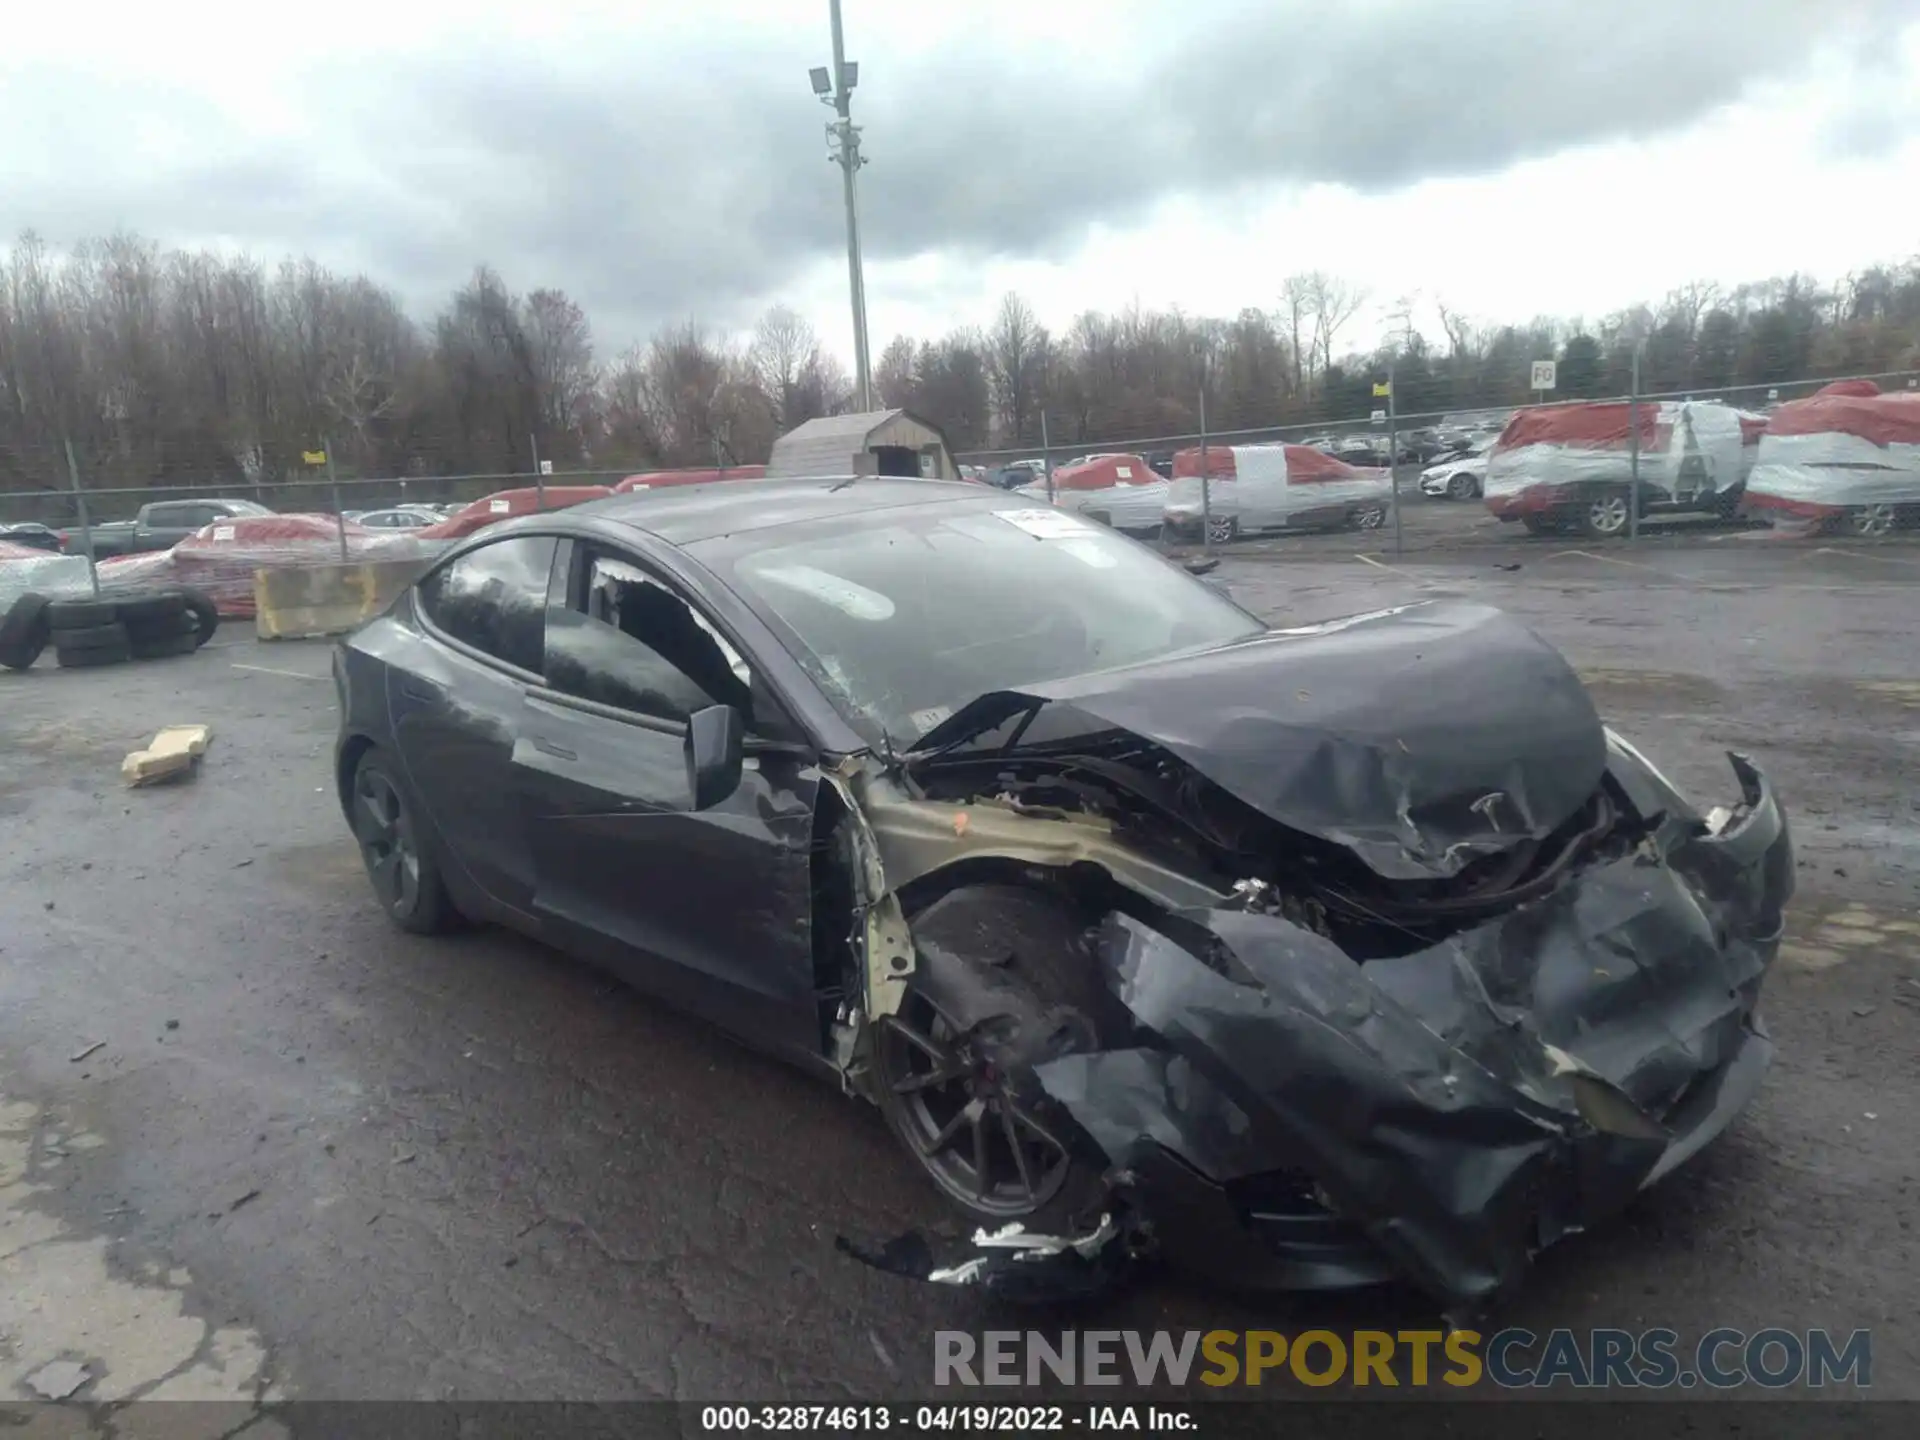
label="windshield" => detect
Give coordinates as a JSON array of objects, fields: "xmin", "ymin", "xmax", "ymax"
[{"xmin": 704, "ymin": 503, "xmax": 1264, "ymax": 745}]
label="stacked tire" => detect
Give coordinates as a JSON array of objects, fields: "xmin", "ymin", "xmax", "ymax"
[{"xmin": 0, "ymin": 587, "xmax": 218, "ymax": 672}]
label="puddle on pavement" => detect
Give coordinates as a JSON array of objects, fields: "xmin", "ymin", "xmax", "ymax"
[
  {"xmin": 1576, "ymin": 669, "xmax": 1726, "ymax": 705},
  {"xmin": 263, "ymin": 839, "xmax": 366, "ymax": 893},
  {"xmin": 0, "ymin": 1086, "xmax": 284, "ymax": 1413},
  {"xmin": 1780, "ymin": 902, "xmax": 1920, "ymax": 972},
  {"xmin": 1853, "ymin": 680, "xmax": 1920, "ymax": 709}
]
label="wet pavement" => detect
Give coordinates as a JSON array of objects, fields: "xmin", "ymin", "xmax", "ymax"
[{"xmin": 0, "ymin": 533, "xmax": 1917, "ymax": 1407}]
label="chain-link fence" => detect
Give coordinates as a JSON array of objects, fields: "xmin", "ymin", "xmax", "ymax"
[{"xmin": 949, "ymin": 366, "xmax": 1920, "ymax": 556}]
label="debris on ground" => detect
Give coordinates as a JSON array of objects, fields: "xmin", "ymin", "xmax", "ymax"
[
  {"xmin": 68, "ymin": 1041, "xmax": 105, "ymax": 1063},
  {"xmin": 227, "ymin": 1188, "xmax": 262, "ymax": 1213},
  {"xmin": 25, "ymin": 1360, "xmax": 92, "ymax": 1400},
  {"xmin": 121, "ymin": 724, "xmax": 214, "ymax": 787}
]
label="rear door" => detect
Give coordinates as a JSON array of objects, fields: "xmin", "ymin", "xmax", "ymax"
[
  {"xmin": 394, "ymin": 532, "xmax": 561, "ymax": 919},
  {"xmin": 514, "ymin": 542, "xmax": 823, "ymax": 1059}
]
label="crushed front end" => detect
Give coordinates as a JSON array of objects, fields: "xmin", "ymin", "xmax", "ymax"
[{"xmin": 839, "ymin": 605, "xmax": 1792, "ymax": 1312}]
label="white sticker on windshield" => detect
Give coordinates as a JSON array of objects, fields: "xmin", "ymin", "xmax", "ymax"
[
  {"xmin": 211, "ymin": 524, "xmax": 236, "ymax": 541},
  {"xmin": 911, "ymin": 704, "xmax": 953, "ymax": 734},
  {"xmin": 488, "ymin": 499, "xmax": 511, "ymax": 513},
  {"xmin": 1115, "ymin": 466, "xmax": 1133, "ymax": 479},
  {"xmin": 995, "ymin": 507, "xmax": 1090, "ymax": 539}
]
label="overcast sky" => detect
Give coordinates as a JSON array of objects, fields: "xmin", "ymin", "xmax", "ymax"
[{"xmin": 6, "ymin": 0, "xmax": 1919, "ymax": 358}]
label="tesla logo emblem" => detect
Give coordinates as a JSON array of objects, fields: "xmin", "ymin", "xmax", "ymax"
[{"xmin": 1471, "ymin": 792, "xmax": 1508, "ymax": 832}]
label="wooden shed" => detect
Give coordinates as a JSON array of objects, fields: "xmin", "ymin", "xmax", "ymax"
[{"xmin": 764, "ymin": 409, "xmax": 958, "ymax": 481}]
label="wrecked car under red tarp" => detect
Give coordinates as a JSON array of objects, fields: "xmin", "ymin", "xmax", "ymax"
[
  {"xmin": 98, "ymin": 514, "xmax": 432, "ymax": 618},
  {"xmin": 416, "ymin": 486, "xmax": 614, "ymax": 542},
  {"xmin": 1742, "ymin": 380, "xmax": 1920, "ymax": 533}
]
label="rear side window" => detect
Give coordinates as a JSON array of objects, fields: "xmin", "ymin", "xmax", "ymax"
[{"xmin": 417, "ymin": 535, "xmax": 558, "ymax": 674}]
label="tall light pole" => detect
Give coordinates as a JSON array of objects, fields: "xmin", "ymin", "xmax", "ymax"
[{"xmin": 810, "ymin": 0, "xmax": 873, "ymax": 411}]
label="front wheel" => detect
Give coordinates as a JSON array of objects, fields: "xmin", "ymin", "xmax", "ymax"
[
  {"xmin": 1447, "ymin": 473, "xmax": 1478, "ymax": 500},
  {"xmin": 874, "ymin": 885, "xmax": 1122, "ymax": 1230},
  {"xmin": 350, "ymin": 748, "xmax": 457, "ymax": 935},
  {"xmin": 1204, "ymin": 514, "xmax": 1239, "ymax": 545}
]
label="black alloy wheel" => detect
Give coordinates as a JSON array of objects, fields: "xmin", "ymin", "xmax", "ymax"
[
  {"xmin": 875, "ymin": 992, "xmax": 1078, "ymax": 1219},
  {"xmin": 351, "ymin": 752, "xmax": 453, "ymax": 934}
]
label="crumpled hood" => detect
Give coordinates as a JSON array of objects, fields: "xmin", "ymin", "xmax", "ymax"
[{"xmin": 914, "ymin": 600, "xmax": 1607, "ymax": 880}]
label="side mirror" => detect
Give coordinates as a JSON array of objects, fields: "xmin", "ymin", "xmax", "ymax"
[{"xmin": 685, "ymin": 704, "xmax": 744, "ymax": 811}]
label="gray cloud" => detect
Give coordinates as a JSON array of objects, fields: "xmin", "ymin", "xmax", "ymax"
[{"xmin": 2, "ymin": 0, "xmax": 1910, "ymax": 347}]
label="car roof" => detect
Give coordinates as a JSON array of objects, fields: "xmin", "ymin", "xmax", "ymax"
[{"xmin": 573, "ymin": 476, "xmax": 990, "ymax": 546}]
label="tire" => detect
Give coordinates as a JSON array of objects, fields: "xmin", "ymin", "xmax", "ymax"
[
  {"xmin": 55, "ymin": 642, "xmax": 131, "ymax": 669},
  {"xmin": 130, "ymin": 629, "xmax": 202, "ymax": 661},
  {"xmin": 180, "ymin": 588, "xmax": 219, "ymax": 646},
  {"xmin": 114, "ymin": 589, "xmax": 188, "ymax": 625},
  {"xmin": 53, "ymin": 621, "xmax": 130, "ymax": 652},
  {"xmin": 1204, "ymin": 515, "xmax": 1239, "ymax": 545},
  {"xmin": 874, "ymin": 884, "xmax": 1127, "ymax": 1232},
  {"xmin": 47, "ymin": 598, "xmax": 119, "ymax": 631},
  {"xmin": 349, "ymin": 748, "xmax": 457, "ymax": 936},
  {"xmin": 1350, "ymin": 502, "xmax": 1388, "ymax": 531},
  {"xmin": 125, "ymin": 610, "xmax": 198, "ymax": 642},
  {"xmin": 1447, "ymin": 473, "xmax": 1476, "ymax": 501},
  {"xmin": 0, "ymin": 594, "xmax": 52, "ymax": 671},
  {"xmin": 1582, "ymin": 491, "xmax": 1631, "ymax": 538},
  {"xmin": 1847, "ymin": 504, "xmax": 1897, "ymax": 538}
]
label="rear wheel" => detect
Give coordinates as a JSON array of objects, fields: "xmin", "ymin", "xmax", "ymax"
[
  {"xmin": 350, "ymin": 748, "xmax": 456, "ymax": 935},
  {"xmin": 1350, "ymin": 502, "xmax": 1387, "ymax": 530},
  {"xmin": 1582, "ymin": 491, "xmax": 1631, "ymax": 538},
  {"xmin": 1205, "ymin": 515, "xmax": 1239, "ymax": 545},
  {"xmin": 874, "ymin": 884, "xmax": 1123, "ymax": 1231},
  {"xmin": 1847, "ymin": 503, "xmax": 1897, "ymax": 538}
]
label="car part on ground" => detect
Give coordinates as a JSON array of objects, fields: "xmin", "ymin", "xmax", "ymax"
[{"xmin": 330, "ymin": 478, "xmax": 1793, "ymax": 1315}]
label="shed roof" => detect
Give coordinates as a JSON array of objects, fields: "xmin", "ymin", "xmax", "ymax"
[{"xmin": 766, "ymin": 408, "xmax": 949, "ymax": 478}]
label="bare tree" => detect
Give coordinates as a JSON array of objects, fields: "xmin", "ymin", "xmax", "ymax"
[
  {"xmin": 748, "ymin": 305, "xmax": 817, "ymax": 428},
  {"xmin": 1304, "ymin": 272, "xmax": 1369, "ymax": 380},
  {"xmin": 986, "ymin": 292, "xmax": 1048, "ymax": 445}
]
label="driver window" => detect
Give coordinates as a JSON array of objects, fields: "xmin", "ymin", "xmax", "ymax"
[{"xmin": 543, "ymin": 554, "xmax": 756, "ymax": 728}]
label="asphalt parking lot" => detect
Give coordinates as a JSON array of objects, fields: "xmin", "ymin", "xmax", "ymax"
[{"xmin": 2, "ymin": 526, "xmax": 1918, "ymax": 1413}]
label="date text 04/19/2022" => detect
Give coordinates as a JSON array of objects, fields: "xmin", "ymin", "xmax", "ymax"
[{"xmin": 698, "ymin": 1406, "xmax": 1196, "ymax": 1432}]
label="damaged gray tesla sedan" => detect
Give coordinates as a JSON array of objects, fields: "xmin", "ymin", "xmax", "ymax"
[{"xmin": 332, "ymin": 478, "xmax": 1792, "ymax": 1313}]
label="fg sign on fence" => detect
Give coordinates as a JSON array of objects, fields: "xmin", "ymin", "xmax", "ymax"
[{"xmin": 1530, "ymin": 360, "xmax": 1558, "ymax": 391}]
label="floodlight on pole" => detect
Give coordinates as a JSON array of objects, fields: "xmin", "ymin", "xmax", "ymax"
[{"xmin": 813, "ymin": 0, "xmax": 873, "ymax": 411}]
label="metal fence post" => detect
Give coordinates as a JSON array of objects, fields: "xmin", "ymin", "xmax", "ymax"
[
  {"xmin": 63, "ymin": 438, "xmax": 101, "ymax": 598},
  {"xmin": 1041, "ymin": 412, "xmax": 1054, "ymax": 505},
  {"xmin": 1628, "ymin": 348, "xmax": 1642, "ymax": 543},
  {"xmin": 1198, "ymin": 388, "xmax": 1212, "ymax": 555},
  {"xmin": 1387, "ymin": 359, "xmax": 1403, "ymax": 557},
  {"xmin": 531, "ymin": 433, "xmax": 546, "ymax": 510},
  {"xmin": 324, "ymin": 438, "xmax": 349, "ymax": 562}
]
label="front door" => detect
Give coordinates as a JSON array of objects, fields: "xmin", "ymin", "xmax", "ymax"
[{"xmin": 514, "ymin": 549, "xmax": 821, "ymax": 1059}]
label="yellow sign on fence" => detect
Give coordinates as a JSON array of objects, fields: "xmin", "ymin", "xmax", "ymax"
[
  {"xmin": 302, "ymin": 449, "xmax": 327, "ymax": 466},
  {"xmin": 1372, "ymin": 381, "xmax": 1392, "ymax": 397}
]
